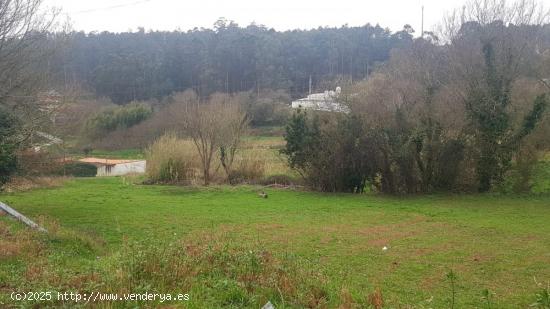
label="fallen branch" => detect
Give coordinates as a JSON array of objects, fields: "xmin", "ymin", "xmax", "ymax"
[{"xmin": 0, "ymin": 201, "xmax": 47, "ymax": 232}]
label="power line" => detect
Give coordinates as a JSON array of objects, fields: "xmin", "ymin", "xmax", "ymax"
[{"xmin": 72, "ymin": 0, "xmax": 152, "ymax": 15}]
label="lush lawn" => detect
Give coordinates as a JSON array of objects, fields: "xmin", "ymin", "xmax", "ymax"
[{"xmin": 1, "ymin": 178, "xmax": 549, "ymax": 308}]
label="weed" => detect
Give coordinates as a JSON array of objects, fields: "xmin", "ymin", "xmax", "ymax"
[
  {"xmin": 447, "ymin": 270, "xmax": 458, "ymax": 309},
  {"xmin": 531, "ymin": 279, "xmax": 550, "ymax": 309},
  {"xmin": 482, "ymin": 288, "xmax": 493, "ymax": 309},
  {"xmin": 367, "ymin": 288, "xmax": 383, "ymax": 309}
]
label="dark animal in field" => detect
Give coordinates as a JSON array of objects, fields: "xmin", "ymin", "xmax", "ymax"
[{"xmin": 258, "ymin": 191, "xmax": 268, "ymax": 199}]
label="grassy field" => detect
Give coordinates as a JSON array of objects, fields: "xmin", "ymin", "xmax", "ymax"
[
  {"xmin": 241, "ymin": 136, "xmax": 293, "ymax": 177},
  {"xmin": 84, "ymin": 149, "xmax": 145, "ymax": 160},
  {"xmin": 1, "ymin": 178, "xmax": 549, "ymax": 308}
]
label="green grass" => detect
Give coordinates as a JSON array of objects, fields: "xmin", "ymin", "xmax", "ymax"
[
  {"xmin": 533, "ymin": 158, "xmax": 550, "ymax": 194},
  {"xmin": 1, "ymin": 178, "xmax": 549, "ymax": 308},
  {"xmin": 73, "ymin": 148, "xmax": 145, "ymax": 160},
  {"xmin": 248, "ymin": 126, "xmax": 285, "ymax": 137}
]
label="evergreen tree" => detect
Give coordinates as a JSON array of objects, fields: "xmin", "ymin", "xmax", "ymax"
[{"xmin": 0, "ymin": 108, "xmax": 19, "ymax": 187}]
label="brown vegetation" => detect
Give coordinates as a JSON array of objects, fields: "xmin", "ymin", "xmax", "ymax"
[
  {"xmin": 283, "ymin": 0, "xmax": 550, "ymax": 194},
  {"xmin": 145, "ymin": 133, "xmax": 200, "ymax": 184},
  {"xmin": 2, "ymin": 176, "xmax": 69, "ymax": 193},
  {"xmin": 183, "ymin": 93, "xmax": 249, "ymax": 185}
]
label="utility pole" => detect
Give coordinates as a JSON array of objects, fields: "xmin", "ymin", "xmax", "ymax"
[
  {"xmin": 421, "ymin": 5, "xmax": 425, "ymax": 39},
  {"xmin": 309, "ymin": 75, "xmax": 312, "ymax": 95},
  {"xmin": 225, "ymin": 71, "xmax": 229, "ymax": 93},
  {"xmin": 350, "ymin": 54, "xmax": 353, "ymax": 84}
]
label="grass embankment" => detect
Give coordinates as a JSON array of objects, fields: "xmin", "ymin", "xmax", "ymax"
[{"xmin": 1, "ymin": 178, "xmax": 549, "ymax": 308}]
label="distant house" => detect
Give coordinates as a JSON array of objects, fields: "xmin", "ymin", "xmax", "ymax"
[
  {"xmin": 291, "ymin": 87, "xmax": 350, "ymax": 113},
  {"xmin": 78, "ymin": 158, "xmax": 146, "ymax": 177}
]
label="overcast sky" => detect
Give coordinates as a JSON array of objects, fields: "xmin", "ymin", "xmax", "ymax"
[{"xmin": 45, "ymin": 0, "xmax": 467, "ymax": 34}]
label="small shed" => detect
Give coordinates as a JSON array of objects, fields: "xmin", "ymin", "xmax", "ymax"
[{"xmin": 78, "ymin": 158, "xmax": 146, "ymax": 177}]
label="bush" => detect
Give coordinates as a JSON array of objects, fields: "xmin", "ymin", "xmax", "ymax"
[
  {"xmin": 281, "ymin": 108, "xmax": 472, "ymax": 194},
  {"xmin": 260, "ymin": 174, "xmax": 297, "ymax": 186},
  {"xmin": 57, "ymin": 162, "xmax": 97, "ymax": 177},
  {"xmin": 246, "ymin": 90, "xmax": 291, "ymax": 127},
  {"xmin": 500, "ymin": 154, "xmax": 550, "ymax": 194},
  {"xmin": 228, "ymin": 157, "xmax": 266, "ymax": 184},
  {"xmin": 0, "ymin": 107, "xmax": 19, "ymax": 187},
  {"xmin": 16, "ymin": 150, "xmax": 64, "ymax": 177},
  {"xmin": 145, "ymin": 133, "xmax": 200, "ymax": 184},
  {"xmin": 282, "ymin": 110, "xmax": 374, "ymax": 193},
  {"xmin": 85, "ymin": 102, "xmax": 153, "ymax": 139}
]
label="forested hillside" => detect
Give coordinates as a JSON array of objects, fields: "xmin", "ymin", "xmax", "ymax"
[{"xmin": 51, "ymin": 20, "xmax": 415, "ymax": 103}]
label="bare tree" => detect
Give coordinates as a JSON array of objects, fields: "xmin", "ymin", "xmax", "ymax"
[
  {"xmin": 440, "ymin": 0, "xmax": 549, "ymax": 42},
  {"xmin": 0, "ymin": 0, "xmax": 60, "ymax": 145},
  {"xmin": 183, "ymin": 93, "xmax": 248, "ymax": 185},
  {"xmin": 216, "ymin": 95, "xmax": 249, "ymax": 182}
]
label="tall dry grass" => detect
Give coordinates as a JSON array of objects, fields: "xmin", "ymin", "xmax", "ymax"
[
  {"xmin": 229, "ymin": 150, "xmax": 266, "ymax": 183},
  {"xmin": 145, "ymin": 134, "xmax": 295, "ymax": 185},
  {"xmin": 145, "ymin": 133, "xmax": 201, "ymax": 184},
  {"xmin": 2, "ymin": 176, "xmax": 69, "ymax": 193}
]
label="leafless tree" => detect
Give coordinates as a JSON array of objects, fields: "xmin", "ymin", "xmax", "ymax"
[
  {"xmin": 183, "ymin": 93, "xmax": 248, "ymax": 185},
  {"xmin": 0, "ymin": 0, "xmax": 60, "ymax": 145},
  {"xmin": 440, "ymin": 0, "xmax": 549, "ymax": 41},
  {"xmin": 215, "ymin": 95, "xmax": 249, "ymax": 182}
]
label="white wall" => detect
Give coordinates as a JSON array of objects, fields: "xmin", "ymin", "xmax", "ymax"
[{"xmin": 97, "ymin": 161, "xmax": 146, "ymax": 177}]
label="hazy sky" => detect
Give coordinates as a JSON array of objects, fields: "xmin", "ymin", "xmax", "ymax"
[{"xmin": 45, "ymin": 0, "xmax": 467, "ymax": 34}]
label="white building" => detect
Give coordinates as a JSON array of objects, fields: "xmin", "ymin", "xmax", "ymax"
[
  {"xmin": 291, "ymin": 87, "xmax": 350, "ymax": 113},
  {"xmin": 78, "ymin": 158, "xmax": 146, "ymax": 177}
]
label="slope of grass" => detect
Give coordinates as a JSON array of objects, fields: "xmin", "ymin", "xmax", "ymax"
[{"xmin": 1, "ymin": 178, "xmax": 549, "ymax": 308}]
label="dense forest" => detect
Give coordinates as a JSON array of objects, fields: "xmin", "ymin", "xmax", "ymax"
[{"xmin": 51, "ymin": 20, "xmax": 415, "ymax": 103}]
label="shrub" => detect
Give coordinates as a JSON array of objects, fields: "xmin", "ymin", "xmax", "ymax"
[
  {"xmin": 282, "ymin": 110, "xmax": 375, "ymax": 193},
  {"xmin": 229, "ymin": 156, "xmax": 266, "ymax": 184},
  {"xmin": 85, "ymin": 102, "xmax": 153, "ymax": 139},
  {"xmin": 260, "ymin": 174, "xmax": 297, "ymax": 186},
  {"xmin": 145, "ymin": 133, "xmax": 200, "ymax": 184},
  {"xmin": 0, "ymin": 107, "xmax": 19, "ymax": 187},
  {"xmin": 16, "ymin": 150, "xmax": 63, "ymax": 176},
  {"xmin": 499, "ymin": 152, "xmax": 550, "ymax": 194},
  {"xmin": 56, "ymin": 162, "xmax": 97, "ymax": 177},
  {"xmin": 2, "ymin": 176, "xmax": 69, "ymax": 192},
  {"xmin": 248, "ymin": 100, "xmax": 290, "ymax": 127}
]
